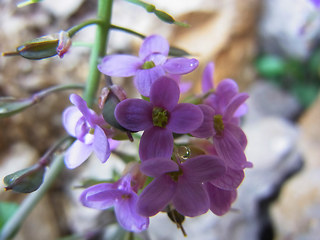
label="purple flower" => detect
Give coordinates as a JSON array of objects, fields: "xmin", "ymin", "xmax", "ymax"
[
  {"xmin": 190, "ymin": 62, "xmax": 252, "ymax": 169},
  {"xmin": 98, "ymin": 35, "xmax": 199, "ymax": 96},
  {"xmin": 80, "ymin": 174, "xmax": 149, "ymax": 232},
  {"xmin": 310, "ymin": 0, "xmax": 320, "ymax": 8},
  {"xmin": 202, "ymin": 62, "xmax": 248, "ymax": 119},
  {"xmin": 136, "ymin": 155, "xmax": 226, "ymax": 217},
  {"xmin": 115, "ymin": 77, "xmax": 203, "ymax": 161},
  {"xmin": 62, "ymin": 94, "xmax": 115, "ymax": 169}
]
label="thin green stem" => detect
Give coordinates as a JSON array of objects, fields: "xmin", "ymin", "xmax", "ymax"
[
  {"xmin": 83, "ymin": 0, "xmax": 113, "ymax": 107},
  {"xmin": 67, "ymin": 19, "xmax": 105, "ymax": 38},
  {"xmin": 0, "ymin": 154, "xmax": 66, "ymax": 240},
  {"xmin": 111, "ymin": 24, "xmax": 145, "ymax": 39}
]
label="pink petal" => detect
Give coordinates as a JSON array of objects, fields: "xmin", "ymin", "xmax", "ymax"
[
  {"xmin": 139, "ymin": 127, "xmax": 173, "ymax": 161},
  {"xmin": 206, "ymin": 183, "xmax": 237, "ymax": 216},
  {"xmin": 64, "ymin": 140, "xmax": 93, "ymax": 169},
  {"xmin": 62, "ymin": 106, "xmax": 82, "ymax": 137},
  {"xmin": 201, "ymin": 62, "xmax": 214, "ymax": 93},
  {"xmin": 173, "ymin": 178, "xmax": 209, "ymax": 217},
  {"xmin": 150, "ymin": 77, "xmax": 180, "ymax": 111},
  {"xmin": 80, "ymin": 183, "xmax": 122, "ymax": 209},
  {"xmin": 225, "ymin": 123, "xmax": 247, "ymax": 150},
  {"xmin": 214, "ymin": 129, "xmax": 248, "ymax": 170},
  {"xmin": 163, "ymin": 58, "xmax": 199, "ymax": 75},
  {"xmin": 140, "ymin": 158, "xmax": 179, "ymax": 177},
  {"xmin": 182, "ymin": 155, "xmax": 226, "ymax": 182},
  {"xmin": 210, "ymin": 168, "xmax": 244, "ymax": 190},
  {"xmin": 190, "ymin": 104, "xmax": 215, "ymax": 138},
  {"xmin": 69, "ymin": 94, "xmax": 96, "ymax": 127},
  {"xmin": 98, "ymin": 55, "xmax": 142, "ymax": 77},
  {"xmin": 223, "ymin": 93, "xmax": 249, "ymax": 121},
  {"xmin": 115, "ymin": 99, "xmax": 153, "ymax": 131},
  {"xmin": 139, "ymin": 35, "xmax": 169, "ymax": 59},
  {"xmin": 93, "ymin": 126, "xmax": 111, "ymax": 163},
  {"xmin": 167, "ymin": 103, "xmax": 203, "ymax": 134},
  {"xmin": 134, "ymin": 66, "xmax": 166, "ymax": 97},
  {"xmin": 115, "ymin": 193, "xmax": 149, "ymax": 232},
  {"xmin": 137, "ymin": 175, "xmax": 176, "ymax": 217}
]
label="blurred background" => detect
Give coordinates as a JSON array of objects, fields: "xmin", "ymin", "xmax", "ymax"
[{"xmin": 1, "ymin": 0, "xmax": 320, "ymax": 239}]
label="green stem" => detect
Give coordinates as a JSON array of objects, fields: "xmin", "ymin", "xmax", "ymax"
[
  {"xmin": 67, "ymin": 19, "xmax": 105, "ymax": 38},
  {"xmin": 83, "ymin": 0, "xmax": 114, "ymax": 107},
  {"xmin": 0, "ymin": 154, "xmax": 66, "ymax": 240},
  {"xmin": 111, "ymin": 24, "xmax": 145, "ymax": 39}
]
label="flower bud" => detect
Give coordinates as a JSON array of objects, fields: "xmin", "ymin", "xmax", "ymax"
[
  {"xmin": 3, "ymin": 164, "xmax": 45, "ymax": 193},
  {"xmin": 101, "ymin": 85, "xmax": 129, "ymax": 132}
]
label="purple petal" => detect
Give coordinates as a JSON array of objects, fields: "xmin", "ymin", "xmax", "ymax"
[
  {"xmin": 202, "ymin": 62, "xmax": 214, "ymax": 93},
  {"xmin": 139, "ymin": 35, "xmax": 169, "ymax": 59},
  {"xmin": 98, "ymin": 55, "xmax": 142, "ymax": 77},
  {"xmin": 69, "ymin": 94, "xmax": 96, "ymax": 127},
  {"xmin": 172, "ymin": 178, "xmax": 209, "ymax": 217},
  {"xmin": 80, "ymin": 183, "xmax": 124, "ymax": 209},
  {"xmin": 190, "ymin": 104, "xmax": 215, "ymax": 138},
  {"xmin": 225, "ymin": 123, "xmax": 247, "ymax": 150},
  {"xmin": 144, "ymin": 53, "xmax": 167, "ymax": 65},
  {"xmin": 115, "ymin": 193, "xmax": 149, "ymax": 232},
  {"xmin": 140, "ymin": 158, "xmax": 179, "ymax": 177},
  {"xmin": 179, "ymin": 81, "xmax": 192, "ymax": 93},
  {"xmin": 93, "ymin": 126, "xmax": 111, "ymax": 163},
  {"xmin": 150, "ymin": 77, "xmax": 180, "ymax": 111},
  {"xmin": 234, "ymin": 102, "xmax": 248, "ymax": 117},
  {"xmin": 223, "ymin": 93, "xmax": 249, "ymax": 121},
  {"xmin": 62, "ymin": 106, "xmax": 82, "ymax": 137},
  {"xmin": 109, "ymin": 139, "xmax": 120, "ymax": 151},
  {"xmin": 134, "ymin": 66, "xmax": 166, "ymax": 97},
  {"xmin": 210, "ymin": 168, "xmax": 244, "ymax": 190},
  {"xmin": 137, "ymin": 175, "xmax": 176, "ymax": 217},
  {"xmin": 115, "ymin": 99, "xmax": 153, "ymax": 131},
  {"xmin": 206, "ymin": 183, "xmax": 237, "ymax": 216},
  {"xmin": 167, "ymin": 103, "xmax": 203, "ymax": 134},
  {"xmin": 163, "ymin": 58, "xmax": 199, "ymax": 75},
  {"xmin": 64, "ymin": 140, "xmax": 92, "ymax": 169},
  {"xmin": 139, "ymin": 127, "xmax": 173, "ymax": 161},
  {"xmin": 214, "ymin": 129, "xmax": 248, "ymax": 170},
  {"xmin": 310, "ymin": 0, "xmax": 320, "ymax": 8},
  {"xmin": 182, "ymin": 155, "xmax": 226, "ymax": 182}
]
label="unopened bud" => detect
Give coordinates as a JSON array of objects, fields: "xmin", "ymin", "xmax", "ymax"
[{"xmin": 3, "ymin": 164, "xmax": 45, "ymax": 193}]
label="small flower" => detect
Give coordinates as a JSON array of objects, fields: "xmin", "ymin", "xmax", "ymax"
[
  {"xmin": 62, "ymin": 94, "xmax": 115, "ymax": 169},
  {"xmin": 136, "ymin": 155, "xmax": 226, "ymax": 217},
  {"xmin": 115, "ymin": 77, "xmax": 203, "ymax": 161},
  {"xmin": 80, "ymin": 174, "xmax": 149, "ymax": 232},
  {"xmin": 202, "ymin": 62, "xmax": 248, "ymax": 119},
  {"xmin": 98, "ymin": 34, "xmax": 199, "ymax": 96},
  {"xmin": 192, "ymin": 65, "xmax": 253, "ymax": 169}
]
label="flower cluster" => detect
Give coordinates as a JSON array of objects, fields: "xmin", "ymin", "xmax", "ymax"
[{"xmin": 62, "ymin": 35, "xmax": 252, "ymax": 233}]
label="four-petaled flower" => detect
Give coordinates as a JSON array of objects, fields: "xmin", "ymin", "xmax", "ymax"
[
  {"xmin": 115, "ymin": 77, "xmax": 204, "ymax": 161},
  {"xmin": 62, "ymin": 94, "xmax": 116, "ymax": 169},
  {"xmin": 98, "ymin": 34, "xmax": 199, "ymax": 97},
  {"xmin": 80, "ymin": 174, "xmax": 149, "ymax": 232},
  {"xmin": 136, "ymin": 155, "xmax": 226, "ymax": 217}
]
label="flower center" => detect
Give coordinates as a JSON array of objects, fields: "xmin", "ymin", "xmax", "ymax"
[
  {"xmin": 142, "ymin": 60, "xmax": 156, "ymax": 69},
  {"xmin": 89, "ymin": 128, "xmax": 95, "ymax": 134},
  {"xmin": 168, "ymin": 168, "xmax": 183, "ymax": 182},
  {"xmin": 213, "ymin": 114, "xmax": 224, "ymax": 136},
  {"xmin": 152, "ymin": 107, "xmax": 169, "ymax": 128}
]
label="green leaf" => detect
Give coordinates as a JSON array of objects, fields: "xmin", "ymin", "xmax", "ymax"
[
  {"xmin": 255, "ymin": 55, "xmax": 286, "ymax": 78},
  {"xmin": 0, "ymin": 202, "xmax": 19, "ymax": 231}
]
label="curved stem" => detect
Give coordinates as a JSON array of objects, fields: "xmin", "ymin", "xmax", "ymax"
[
  {"xmin": 111, "ymin": 24, "xmax": 145, "ymax": 39},
  {"xmin": 67, "ymin": 19, "xmax": 105, "ymax": 38},
  {"xmin": 83, "ymin": 0, "xmax": 114, "ymax": 107}
]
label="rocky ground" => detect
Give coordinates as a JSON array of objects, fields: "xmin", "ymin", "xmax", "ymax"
[{"xmin": 1, "ymin": 0, "xmax": 320, "ymax": 239}]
